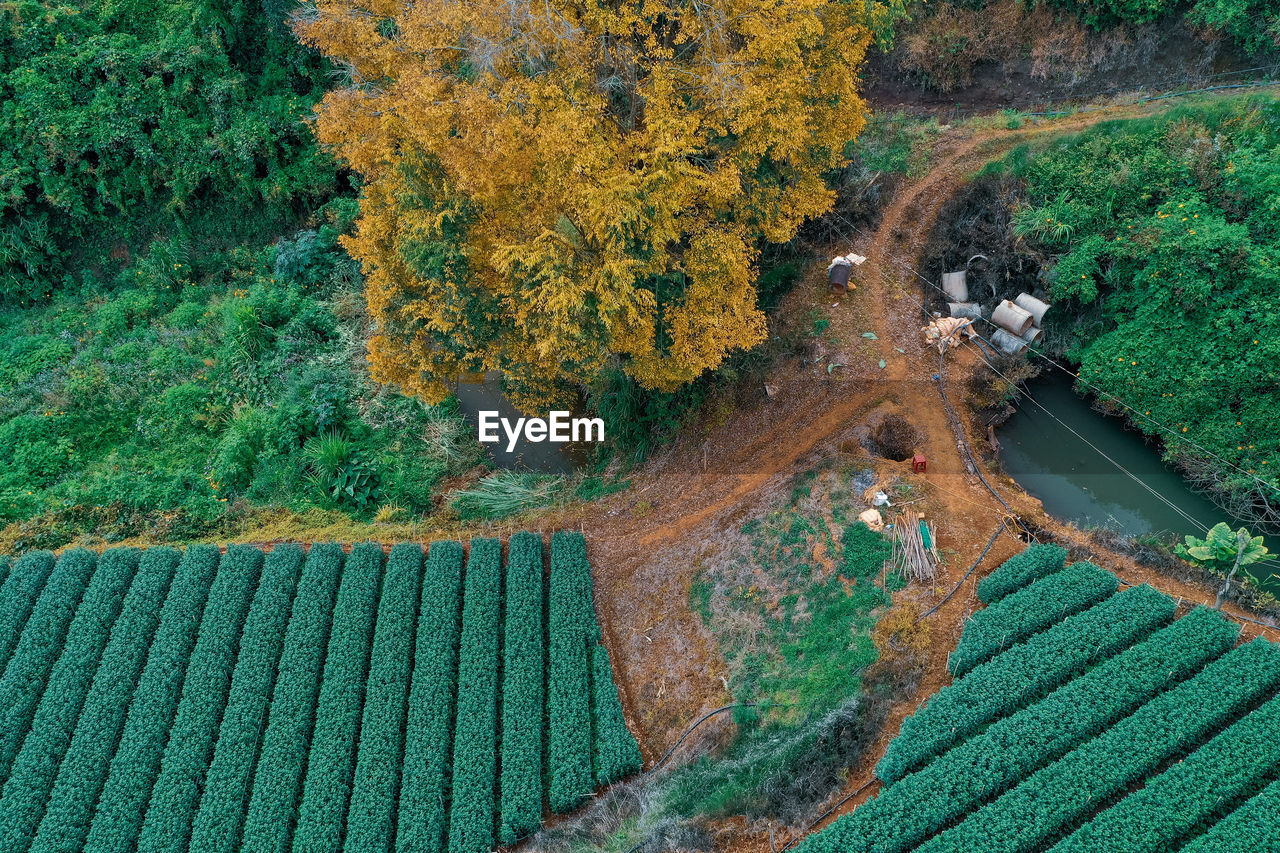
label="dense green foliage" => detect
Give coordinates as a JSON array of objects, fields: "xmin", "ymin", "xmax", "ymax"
[
  {"xmin": 0, "ymin": 549, "xmax": 97, "ymax": 782},
  {"xmin": 975, "ymin": 544, "xmax": 1068, "ymax": 604},
  {"xmin": 84, "ymin": 545, "xmax": 221, "ymax": 853},
  {"xmin": 0, "ymin": 547, "xmax": 138, "ymax": 852},
  {"xmin": 499, "ymin": 533, "xmax": 545, "ymax": 845},
  {"xmin": 292, "ymin": 543, "xmax": 383, "ymax": 853},
  {"xmin": 0, "ymin": 551, "xmax": 54, "ymax": 671},
  {"xmin": 137, "ymin": 545, "xmax": 264, "ymax": 853},
  {"xmin": 32, "ymin": 547, "xmax": 180, "ymax": 853},
  {"xmin": 793, "ymin": 607, "xmax": 1239, "ymax": 853},
  {"xmin": 1182, "ymin": 777, "xmax": 1280, "ymax": 852},
  {"xmin": 591, "ymin": 643, "xmax": 644, "ymax": 788},
  {"xmin": 345, "ymin": 543, "xmax": 423, "ymax": 853},
  {"xmin": 1040, "ymin": 0, "xmax": 1280, "ymax": 51},
  {"xmin": 1049, "ymin": 691, "xmax": 1280, "ymax": 853},
  {"xmin": 1004, "ymin": 98, "xmax": 1280, "ymax": 520},
  {"xmin": 920, "ymin": 639, "xmax": 1280, "ymax": 853},
  {"xmin": 447, "ymin": 539, "xmax": 502, "ymax": 853},
  {"xmin": 548, "ymin": 531, "xmax": 596, "ymax": 815},
  {"xmin": 397, "ymin": 541, "xmax": 465, "ymax": 853},
  {"xmin": 0, "ymin": 210, "xmax": 483, "ymax": 546},
  {"xmin": 949, "ymin": 561, "xmax": 1116, "ymax": 675},
  {"xmin": 0, "ymin": 0, "xmax": 331, "ymax": 304},
  {"xmin": 240, "ymin": 544, "xmax": 344, "ymax": 853},
  {"xmin": 877, "ymin": 583, "xmax": 1174, "ymax": 783},
  {"xmin": 190, "ymin": 545, "xmax": 304, "ymax": 853}
]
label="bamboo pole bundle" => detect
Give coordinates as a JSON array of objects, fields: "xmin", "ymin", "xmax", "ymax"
[{"xmin": 892, "ymin": 510, "xmax": 938, "ymax": 583}]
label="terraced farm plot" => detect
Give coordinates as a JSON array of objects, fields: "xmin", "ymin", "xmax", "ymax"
[
  {"xmin": 795, "ymin": 546, "xmax": 1280, "ymax": 853},
  {"xmin": 0, "ymin": 532, "xmax": 638, "ymax": 853}
]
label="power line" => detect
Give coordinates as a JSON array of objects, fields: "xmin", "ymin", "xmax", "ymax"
[{"xmin": 964, "ymin": 343, "xmax": 1211, "ymax": 536}]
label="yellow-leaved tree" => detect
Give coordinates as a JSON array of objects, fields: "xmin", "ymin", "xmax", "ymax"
[{"xmin": 296, "ymin": 0, "xmax": 881, "ymax": 409}]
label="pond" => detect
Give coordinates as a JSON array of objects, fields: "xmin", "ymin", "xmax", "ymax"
[
  {"xmin": 452, "ymin": 376, "xmax": 592, "ymax": 475},
  {"xmin": 996, "ymin": 373, "xmax": 1279, "ymax": 592}
]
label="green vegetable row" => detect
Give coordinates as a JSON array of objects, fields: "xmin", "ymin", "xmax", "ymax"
[
  {"xmin": 137, "ymin": 545, "xmax": 265, "ymax": 853},
  {"xmin": 190, "ymin": 545, "xmax": 304, "ymax": 853},
  {"xmin": 921, "ymin": 638, "xmax": 1280, "ymax": 853},
  {"xmin": 0, "ymin": 547, "xmax": 140, "ymax": 853},
  {"xmin": 84, "ymin": 545, "xmax": 221, "ymax": 853},
  {"xmin": 949, "ymin": 561, "xmax": 1117, "ymax": 676},
  {"xmin": 548, "ymin": 531, "xmax": 594, "ymax": 815},
  {"xmin": 345, "ymin": 543, "xmax": 423, "ymax": 853},
  {"xmin": 976, "ymin": 544, "xmax": 1069, "ymax": 604},
  {"xmin": 499, "ymin": 532, "xmax": 545, "ymax": 845},
  {"xmin": 396, "ymin": 541, "xmax": 465, "ymax": 853},
  {"xmin": 292, "ymin": 543, "xmax": 384, "ymax": 853},
  {"xmin": 792, "ymin": 607, "xmax": 1239, "ymax": 853},
  {"xmin": 1182, "ymin": 776, "xmax": 1280, "ymax": 853},
  {"xmin": 591, "ymin": 642, "xmax": 642, "ymax": 787},
  {"xmin": 877, "ymin": 583, "xmax": 1175, "ymax": 782},
  {"xmin": 32, "ymin": 548, "xmax": 181, "ymax": 853},
  {"xmin": 0, "ymin": 549, "xmax": 97, "ymax": 784},
  {"xmin": 447, "ymin": 538, "xmax": 502, "ymax": 853},
  {"xmin": 240, "ymin": 545, "xmax": 344, "ymax": 853},
  {"xmin": 1048, "ymin": 683, "xmax": 1280, "ymax": 852},
  {"xmin": 0, "ymin": 551, "xmax": 55, "ymax": 672}
]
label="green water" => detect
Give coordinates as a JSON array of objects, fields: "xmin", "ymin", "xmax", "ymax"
[{"xmin": 997, "ymin": 375, "xmax": 1279, "ymax": 590}]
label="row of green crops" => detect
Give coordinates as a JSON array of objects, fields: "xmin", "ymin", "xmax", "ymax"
[
  {"xmin": 877, "ymin": 583, "xmax": 1175, "ymax": 783},
  {"xmin": 1050, "ymin": 691, "xmax": 1280, "ymax": 853},
  {"xmin": 948, "ymin": 561, "xmax": 1117, "ymax": 675},
  {"xmin": 1184, "ymin": 776, "xmax": 1280, "ymax": 852},
  {"xmin": 798, "ymin": 542, "xmax": 1280, "ymax": 853},
  {"xmin": 0, "ymin": 533, "xmax": 638, "ymax": 853},
  {"xmin": 921, "ymin": 639, "xmax": 1280, "ymax": 853},
  {"xmin": 794, "ymin": 606, "xmax": 1240, "ymax": 853},
  {"xmin": 975, "ymin": 544, "xmax": 1068, "ymax": 604},
  {"xmin": 549, "ymin": 530, "xmax": 596, "ymax": 814}
]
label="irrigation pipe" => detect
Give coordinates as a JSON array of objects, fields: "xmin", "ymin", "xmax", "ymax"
[
  {"xmin": 914, "ymin": 521, "xmax": 1007, "ymax": 624},
  {"xmin": 776, "ymin": 778, "xmax": 878, "ymax": 852}
]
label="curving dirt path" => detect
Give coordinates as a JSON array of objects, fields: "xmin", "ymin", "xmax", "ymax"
[{"xmin": 541, "ymin": 90, "xmax": 1280, "ymax": 851}]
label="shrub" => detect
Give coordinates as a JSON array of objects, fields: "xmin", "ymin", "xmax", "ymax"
[
  {"xmin": 922, "ymin": 639, "xmax": 1280, "ymax": 853},
  {"xmin": 548, "ymin": 531, "xmax": 595, "ymax": 814},
  {"xmin": 240, "ymin": 545, "xmax": 344, "ymax": 853},
  {"xmin": 499, "ymin": 532, "xmax": 545, "ymax": 845},
  {"xmin": 590, "ymin": 643, "xmax": 642, "ymax": 787},
  {"xmin": 30, "ymin": 548, "xmax": 182, "ymax": 853},
  {"xmin": 793, "ymin": 608, "xmax": 1239, "ymax": 853},
  {"xmin": 0, "ymin": 549, "xmax": 98, "ymax": 782},
  {"xmin": 291, "ymin": 543, "xmax": 384, "ymax": 853},
  {"xmin": 344, "ymin": 543, "xmax": 423, "ymax": 853},
  {"xmin": 877, "ymin": 583, "xmax": 1174, "ymax": 783},
  {"xmin": 976, "ymin": 544, "xmax": 1069, "ymax": 604},
  {"xmin": 949, "ymin": 562, "xmax": 1116, "ymax": 675},
  {"xmin": 446, "ymin": 539, "xmax": 502, "ymax": 853},
  {"xmin": 396, "ymin": 541, "xmax": 465, "ymax": 853},
  {"xmin": 0, "ymin": 547, "xmax": 140, "ymax": 853},
  {"xmin": 136, "ymin": 545, "xmax": 265, "ymax": 853},
  {"xmin": 0, "ymin": 551, "xmax": 55, "ymax": 671},
  {"xmin": 83, "ymin": 545, "xmax": 222, "ymax": 853},
  {"xmin": 188, "ymin": 545, "xmax": 305, "ymax": 853}
]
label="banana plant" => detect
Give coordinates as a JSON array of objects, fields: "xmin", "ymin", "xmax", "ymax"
[{"xmin": 1176, "ymin": 523, "xmax": 1269, "ymax": 609}]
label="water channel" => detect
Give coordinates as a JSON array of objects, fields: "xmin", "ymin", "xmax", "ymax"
[{"xmin": 996, "ymin": 374, "xmax": 1279, "ymax": 592}]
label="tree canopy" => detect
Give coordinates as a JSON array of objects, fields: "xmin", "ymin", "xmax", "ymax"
[{"xmin": 297, "ymin": 0, "xmax": 879, "ymax": 408}]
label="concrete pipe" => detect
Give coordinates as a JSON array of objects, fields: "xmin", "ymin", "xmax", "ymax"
[
  {"xmin": 991, "ymin": 328, "xmax": 1028, "ymax": 354},
  {"xmin": 1021, "ymin": 326, "xmax": 1044, "ymax": 344},
  {"xmin": 949, "ymin": 302, "xmax": 983, "ymax": 320},
  {"xmin": 992, "ymin": 299, "xmax": 1034, "ymax": 336},
  {"xmin": 1014, "ymin": 293, "xmax": 1051, "ymax": 325},
  {"xmin": 941, "ymin": 271, "xmax": 968, "ymax": 302}
]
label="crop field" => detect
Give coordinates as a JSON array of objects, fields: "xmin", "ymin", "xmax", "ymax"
[
  {"xmin": 796, "ymin": 544, "xmax": 1280, "ymax": 853},
  {"xmin": 0, "ymin": 531, "xmax": 638, "ymax": 853}
]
